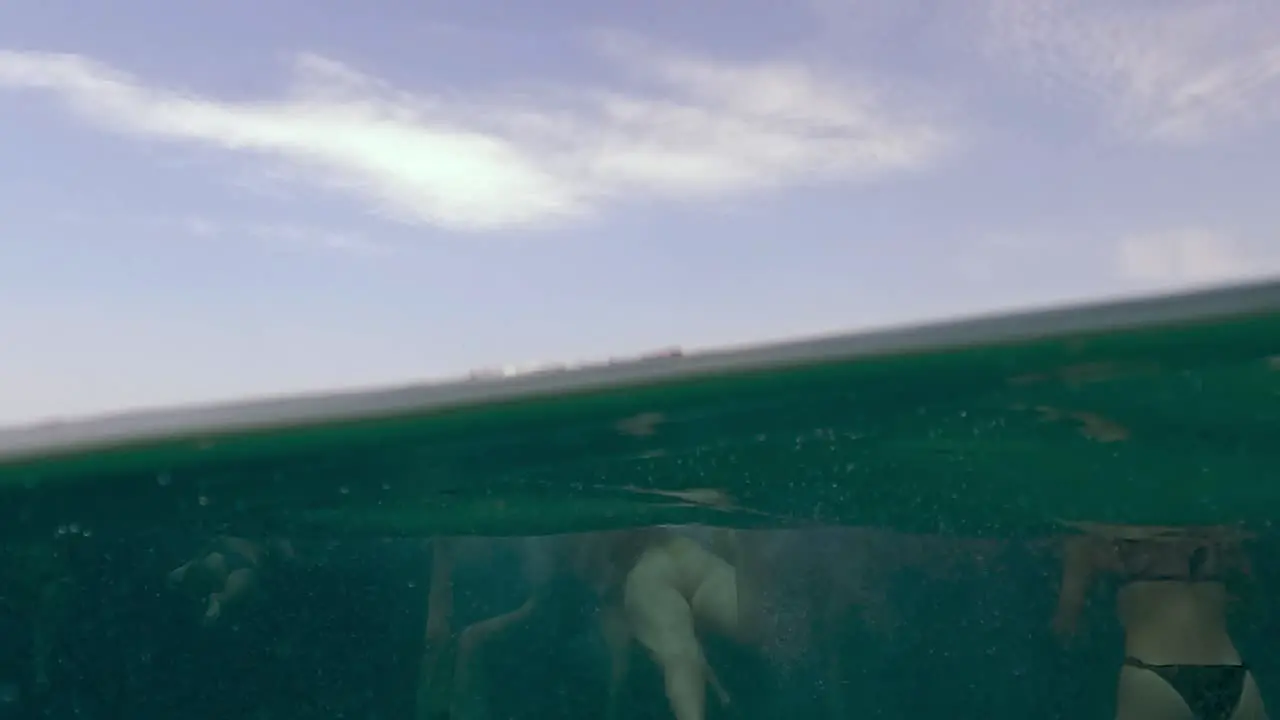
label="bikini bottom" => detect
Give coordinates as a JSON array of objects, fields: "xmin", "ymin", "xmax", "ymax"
[{"xmin": 1123, "ymin": 656, "xmax": 1247, "ymax": 720}]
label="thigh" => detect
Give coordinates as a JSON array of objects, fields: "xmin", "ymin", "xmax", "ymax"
[
  {"xmin": 690, "ymin": 564, "xmax": 739, "ymax": 640},
  {"xmin": 624, "ymin": 566, "xmax": 698, "ymax": 662},
  {"xmin": 1232, "ymin": 672, "xmax": 1267, "ymax": 720}
]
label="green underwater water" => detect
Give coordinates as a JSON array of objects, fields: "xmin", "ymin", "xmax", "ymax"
[{"xmin": 0, "ymin": 280, "xmax": 1277, "ymax": 719}]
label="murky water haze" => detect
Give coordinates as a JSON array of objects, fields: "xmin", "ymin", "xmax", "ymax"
[{"xmin": 2, "ymin": 520, "xmax": 1278, "ymax": 720}]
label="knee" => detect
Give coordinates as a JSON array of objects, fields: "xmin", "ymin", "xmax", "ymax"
[
  {"xmin": 648, "ymin": 635, "xmax": 703, "ymax": 669},
  {"xmin": 458, "ymin": 625, "xmax": 484, "ymax": 656}
]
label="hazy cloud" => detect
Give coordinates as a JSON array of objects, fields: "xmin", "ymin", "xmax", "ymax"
[
  {"xmin": 986, "ymin": 0, "xmax": 1280, "ymax": 143},
  {"xmin": 1115, "ymin": 229, "xmax": 1279, "ymax": 285},
  {"xmin": 139, "ymin": 215, "xmax": 391, "ymax": 256},
  {"xmin": 0, "ymin": 40, "xmax": 953, "ymax": 232}
]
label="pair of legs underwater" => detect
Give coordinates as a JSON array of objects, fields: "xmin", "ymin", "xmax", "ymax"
[
  {"xmin": 418, "ymin": 528, "xmax": 763, "ymax": 720},
  {"xmin": 614, "ymin": 527, "xmax": 764, "ymax": 720},
  {"xmin": 416, "ymin": 537, "xmax": 567, "ymax": 720},
  {"xmin": 167, "ymin": 536, "xmax": 268, "ymax": 625}
]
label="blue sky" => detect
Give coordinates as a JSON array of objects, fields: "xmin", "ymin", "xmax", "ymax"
[{"xmin": 1, "ymin": 0, "xmax": 1278, "ymax": 424}]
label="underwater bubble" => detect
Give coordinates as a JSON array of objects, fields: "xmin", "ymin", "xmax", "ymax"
[
  {"xmin": 156, "ymin": 473, "xmax": 172, "ymax": 487},
  {"xmin": 339, "ymin": 486, "xmax": 350, "ymax": 495},
  {"xmin": 198, "ymin": 495, "xmax": 210, "ymax": 507}
]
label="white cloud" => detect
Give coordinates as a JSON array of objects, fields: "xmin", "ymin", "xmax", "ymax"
[
  {"xmin": 1115, "ymin": 229, "xmax": 1279, "ymax": 285},
  {"xmin": 0, "ymin": 40, "xmax": 952, "ymax": 232},
  {"xmin": 986, "ymin": 0, "xmax": 1280, "ymax": 143}
]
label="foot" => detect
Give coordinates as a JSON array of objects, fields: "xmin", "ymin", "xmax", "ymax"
[
  {"xmin": 166, "ymin": 565, "xmax": 189, "ymax": 588},
  {"xmin": 202, "ymin": 595, "xmax": 222, "ymax": 625}
]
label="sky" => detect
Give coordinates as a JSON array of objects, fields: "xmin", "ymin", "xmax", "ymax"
[{"xmin": 1, "ymin": 0, "xmax": 1278, "ymax": 425}]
